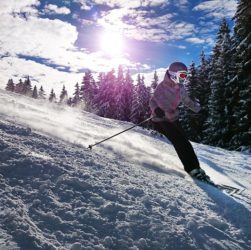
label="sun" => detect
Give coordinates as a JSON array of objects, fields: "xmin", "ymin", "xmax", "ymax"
[{"xmin": 100, "ymin": 30, "xmax": 124, "ymax": 57}]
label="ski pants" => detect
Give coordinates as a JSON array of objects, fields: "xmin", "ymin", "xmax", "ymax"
[{"xmin": 152, "ymin": 121, "xmax": 200, "ymax": 173}]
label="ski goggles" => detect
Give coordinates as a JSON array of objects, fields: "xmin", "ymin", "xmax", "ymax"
[{"xmin": 169, "ymin": 70, "xmax": 188, "ymax": 84}]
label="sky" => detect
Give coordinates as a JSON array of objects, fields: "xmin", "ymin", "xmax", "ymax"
[{"xmin": 0, "ymin": 0, "xmax": 237, "ymax": 95}]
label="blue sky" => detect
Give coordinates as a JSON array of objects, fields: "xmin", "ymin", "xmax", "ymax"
[{"xmin": 0, "ymin": 0, "xmax": 237, "ymax": 95}]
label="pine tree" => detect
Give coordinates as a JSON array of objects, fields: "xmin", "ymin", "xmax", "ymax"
[
  {"xmin": 5, "ymin": 79, "xmax": 15, "ymax": 92},
  {"xmin": 67, "ymin": 97, "xmax": 73, "ymax": 106},
  {"xmin": 72, "ymin": 83, "xmax": 81, "ymax": 107},
  {"xmin": 38, "ymin": 86, "xmax": 46, "ymax": 100},
  {"xmin": 15, "ymin": 79, "xmax": 24, "ymax": 94},
  {"xmin": 123, "ymin": 69, "xmax": 134, "ymax": 121},
  {"xmin": 95, "ymin": 69, "xmax": 116, "ymax": 118},
  {"xmin": 22, "ymin": 76, "xmax": 32, "ymax": 96},
  {"xmin": 32, "ymin": 85, "xmax": 38, "ymax": 99},
  {"xmin": 197, "ymin": 51, "xmax": 211, "ymax": 141},
  {"xmin": 59, "ymin": 85, "xmax": 68, "ymax": 104},
  {"xmin": 115, "ymin": 67, "xmax": 134, "ymax": 121},
  {"xmin": 180, "ymin": 62, "xmax": 200, "ymax": 141},
  {"xmin": 49, "ymin": 89, "xmax": 56, "ymax": 102},
  {"xmin": 80, "ymin": 70, "xmax": 97, "ymax": 112},
  {"xmin": 230, "ymin": 0, "xmax": 251, "ymax": 150},
  {"xmin": 151, "ymin": 70, "xmax": 159, "ymax": 92},
  {"xmin": 130, "ymin": 74, "xmax": 151, "ymax": 125},
  {"xmin": 180, "ymin": 53, "xmax": 211, "ymax": 143},
  {"xmin": 205, "ymin": 18, "xmax": 232, "ymax": 147},
  {"xmin": 114, "ymin": 65, "xmax": 126, "ymax": 120}
]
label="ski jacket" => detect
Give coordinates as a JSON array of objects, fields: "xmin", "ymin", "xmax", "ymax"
[{"xmin": 150, "ymin": 75, "xmax": 201, "ymax": 122}]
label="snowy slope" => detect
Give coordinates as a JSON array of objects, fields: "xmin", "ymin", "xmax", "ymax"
[{"xmin": 0, "ymin": 89, "xmax": 251, "ymax": 250}]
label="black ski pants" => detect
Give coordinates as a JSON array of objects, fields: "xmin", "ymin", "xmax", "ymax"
[{"xmin": 152, "ymin": 121, "xmax": 200, "ymax": 173}]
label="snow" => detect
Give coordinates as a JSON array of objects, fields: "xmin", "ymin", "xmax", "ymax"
[{"xmin": 0, "ymin": 89, "xmax": 251, "ymax": 250}]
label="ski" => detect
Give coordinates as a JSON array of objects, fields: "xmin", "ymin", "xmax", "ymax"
[
  {"xmin": 215, "ymin": 183, "xmax": 245, "ymax": 196},
  {"xmin": 192, "ymin": 177, "xmax": 245, "ymax": 197}
]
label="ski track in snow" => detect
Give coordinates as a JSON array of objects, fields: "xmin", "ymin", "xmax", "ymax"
[{"xmin": 0, "ymin": 89, "xmax": 251, "ymax": 250}]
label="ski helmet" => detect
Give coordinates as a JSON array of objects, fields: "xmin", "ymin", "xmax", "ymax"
[{"xmin": 168, "ymin": 62, "xmax": 188, "ymax": 84}]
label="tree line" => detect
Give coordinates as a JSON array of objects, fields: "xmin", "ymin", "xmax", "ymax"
[
  {"xmin": 5, "ymin": 66, "xmax": 156, "ymax": 126},
  {"xmin": 4, "ymin": 0, "xmax": 250, "ymax": 151},
  {"xmin": 179, "ymin": 0, "xmax": 250, "ymax": 151},
  {"xmin": 5, "ymin": 77, "xmax": 70, "ymax": 104}
]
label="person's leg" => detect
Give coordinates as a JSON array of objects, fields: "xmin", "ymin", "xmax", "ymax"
[{"xmin": 153, "ymin": 121, "xmax": 200, "ymax": 173}]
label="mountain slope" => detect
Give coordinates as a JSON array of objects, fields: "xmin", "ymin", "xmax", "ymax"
[{"xmin": 0, "ymin": 89, "xmax": 251, "ymax": 250}]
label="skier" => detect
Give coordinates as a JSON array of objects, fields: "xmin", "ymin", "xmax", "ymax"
[{"xmin": 150, "ymin": 62, "xmax": 212, "ymax": 183}]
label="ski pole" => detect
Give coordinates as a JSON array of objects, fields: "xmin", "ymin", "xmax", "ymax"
[{"xmin": 88, "ymin": 116, "xmax": 154, "ymax": 150}]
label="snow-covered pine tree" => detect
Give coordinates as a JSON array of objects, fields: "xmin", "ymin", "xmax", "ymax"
[
  {"xmin": 49, "ymin": 89, "xmax": 56, "ymax": 103},
  {"xmin": 130, "ymin": 74, "xmax": 151, "ymax": 125},
  {"xmin": 72, "ymin": 83, "xmax": 81, "ymax": 107},
  {"xmin": 59, "ymin": 85, "xmax": 68, "ymax": 104},
  {"xmin": 95, "ymin": 69, "xmax": 116, "ymax": 118},
  {"xmin": 15, "ymin": 79, "xmax": 24, "ymax": 94},
  {"xmin": 80, "ymin": 70, "xmax": 97, "ymax": 112},
  {"xmin": 151, "ymin": 70, "xmax": 159, "ymax": 92},
  {"xmin": 22, "ymin": 76, "xmax": 32, "ymax": 96},
  {"xmin": 38, "ymin": 86, "xmax": 46, "ymax": 100},
  {"xmin": 204, "ymin": 18, "xmax": 232, "ymax": 147},
  {"xmin": 123, "ymin": 69, "xmax": 134, "ymax": 121},
  {"xmin": 114, "ymin": 65, "xmax": 125, "ymax": 120},
  {"xmin": 67, "ymin": 97, "xmax": 73, "ymax": 106},
  {"xmin": 196, "ymin": 51, "xmax": 211, "ymax": 142},
  {"xmin": 93, "ymin": 73, "xmax": 103, "ymax": 111},
  {"xmin": 114, "ymin": 66, "xmax": 134, "ymax": 121},
  {"xmin": 32, "ymin": 85, "xmax": 38, "ymax": 99},
  {"xmin": 116, "ymin": 70, "xmax": 133, "ymax": 121},
  {"xmin": 179, "ymin": 62, "xmax": 201, "ymax": 142},
  {"xmin": 5, "ymin": 79, "xmax": 15, "ymax": 92},
  {"xmin": 230, "ymin": 0, "xmax": 251, "ymax": 150},
  {"xmin": 130, "ymin": 74, "xmax": 141, "ymax": 124}
]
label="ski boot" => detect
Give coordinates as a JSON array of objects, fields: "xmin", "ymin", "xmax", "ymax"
[{"xmin": 189, "ymin": 168, "xmax": 216, "ymax": 186}]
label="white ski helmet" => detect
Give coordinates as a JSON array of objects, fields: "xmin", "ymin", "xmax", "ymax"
[{"xmin": 168, "ymin": 62, "xmax": 188, "ymax": 84}]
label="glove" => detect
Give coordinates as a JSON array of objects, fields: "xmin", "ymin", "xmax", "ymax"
[{"xmin": 154, "ymin": 107, "xmax": 165, "ymax": 118}]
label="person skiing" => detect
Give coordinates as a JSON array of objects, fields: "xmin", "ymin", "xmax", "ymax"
[{"xmin": 150, "ymin": 61, "xmax": 211, "ymax": 183}]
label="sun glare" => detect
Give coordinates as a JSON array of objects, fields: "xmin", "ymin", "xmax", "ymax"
[{"xmin": 100, "ymin": 30, "xmax": 124, "ymax": 57}]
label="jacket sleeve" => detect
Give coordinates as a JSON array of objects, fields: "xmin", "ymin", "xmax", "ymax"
[{"xmin": 181, "ymin": 86, "xmax": 201, "ymax": 113}]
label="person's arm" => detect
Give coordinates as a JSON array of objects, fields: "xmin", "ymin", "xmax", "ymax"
[
  {"xmin": 149, "ymin": 97, "xmax": 158, "ymax": 112},
  {"xmin": 181, "ymin": 85, "xmax": 201, "ymax": 113},
  {"xmin": 149, "ymin": 96, "xmax": 165, "ymax": 118}
]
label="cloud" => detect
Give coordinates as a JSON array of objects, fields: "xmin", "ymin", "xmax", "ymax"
[
  {"xmin": 0, "ymin": 0, "xmax": 40, "ymax": 16},
  {"xmin": 173, "ymin": 0, "xmax": 189, "ymax": 11},
  {"xmin": 198, "ymin": 21, "xmax": 218, "ymax": 33},
  {"xmin": 0, "ymin": 1, "xmax": 140, "ymax": 95},
  {"xmin": 185, "ymin": 37, "xmax": 205, "ymax": 44},
  {"xmin": 173, "ymin": 45, "xmax": 186, "ymax": 49},
  {"xmin": 74, "ymin": 0, "xmax": 93, "ymax": 10},
  {"xmin": 77, "ymin": 0, "xmax": 168, "ymax": 9},
  {"xmin": 193, "ymin": 0, "xmax": 237, "ymax": 18},
  {"xmin": 204, "ymin": 37, "xmax": 215, "ymax": 47},
  {"xmin": 0, "ymin": 56, "xmax": 81, "ymax": 96},
  {"xmin": 0, "ymin": 0, "xmax": 39, "ymax": 14},
  {"xmin": 185, "ymin": 37, "xmax": 215, "ymax": 48},
  {"xmin": 1, "ymin": 0, "xmax": 228, "ymax": 94},
  {"xmin": 97, "ymin": 8, "xmax": 194, "ymax": 42},
  {"xmin": 44, "ymin": 4, "xmax": 71, "ymax": 15},
  {"xmin": 0, "ymin": 14, "xmax": 77, "ymax": 59},
  {"xmin": 0, "ymin": 55, "xmax": 144, "ymax": 98},
  {"xmin": 0, "ymin": 10, "xmax": 135, "ymax": 73}
]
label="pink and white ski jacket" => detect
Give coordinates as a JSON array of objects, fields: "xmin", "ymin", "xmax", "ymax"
[{"xmin": 150, "ymin": 75, "xmax": 201, "ymax": 122}]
